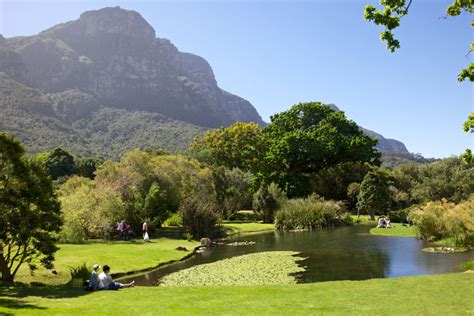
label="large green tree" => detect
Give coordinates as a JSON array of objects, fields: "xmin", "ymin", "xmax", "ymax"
[
  {"xmin": 44, "ymin": 147, "xmax": 77, "ymax": 180},
  {"xmin": 0, "ymin": 132, "xmax": 62, "ymax": 283},
  {"xmin": 189, "ymin": 122, "xmax": 265, "ymax": 173},
  {"xmin": 357, "ymin": 168, "xmax": 394, "ymax": 220},
  {"xmin": 263, "ymin": 102, "xmax": 380, "ymax": 197}
]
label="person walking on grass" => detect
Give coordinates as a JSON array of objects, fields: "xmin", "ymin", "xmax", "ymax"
[
  {"xmin": 98, "ymin": 265, "xmax": 135, "ymax": 290},
  {"xmin": 142, "ymin": 221, "xmax": 149, "ymax": 241}
]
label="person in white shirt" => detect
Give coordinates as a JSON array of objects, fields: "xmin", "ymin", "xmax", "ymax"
[{"xmin": 98, "ymin": 265, "xmax": 135, "ymax": 290}]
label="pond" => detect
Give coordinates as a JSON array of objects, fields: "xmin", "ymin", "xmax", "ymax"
[{"xmin": 121, "ymin": 224, "xmax": 473, "ymax": 286}]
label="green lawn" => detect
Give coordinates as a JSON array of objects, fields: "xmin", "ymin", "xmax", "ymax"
[
  {"xmin": 14, "ymin": 238, "xmax": 199, "ymax": 285},
  {"xmin": 1, "ymin": 273, "xmax": 472, "ymax": 315},
  {"xmin": 370, "ymin": 224, "xmax": 419, "ymax": 238},
  {"xmin": 222, "ymin": 221, "xmax": 275, "ymax": 235}
]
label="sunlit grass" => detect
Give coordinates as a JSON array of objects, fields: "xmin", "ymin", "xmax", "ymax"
[
  {"xmin": 1, "ymin": 273, "xmax": 472, "ymax": 315},
  {"xmin": 14, "ymin": 238, "xmax": 199, "ymax": 285},
  {"xmin": 370, "ymin": 224, "xmax": 419, "ymax": 238}
]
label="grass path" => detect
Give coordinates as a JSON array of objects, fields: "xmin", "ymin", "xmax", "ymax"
[{"xmin": 1, "ymin": 273, "xmax": 473, "ymax": 315}]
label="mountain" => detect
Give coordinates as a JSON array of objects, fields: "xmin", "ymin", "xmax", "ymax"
[
  {"xmin": 0, "ymin": 7, "xmax": 264, "ymax": 128},
  {"xmin": 0, "ymin": 73, "xmax": 205, "ymax": 158},
  {"xmin": 327, "ymin": 104, "xmax": 409, "ymax": 154},
  {"xmin": 0, "ymin": 6, "xmax": 415, "ymax": 162}
]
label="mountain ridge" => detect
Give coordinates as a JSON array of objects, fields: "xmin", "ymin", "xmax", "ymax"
[
  {"xmin": 0, "ymin": 6, "xmax": 264, "ymax": 128},
  {"xmin": 0, "ymin": 6, "xmax": 413, "ymax": 161}
]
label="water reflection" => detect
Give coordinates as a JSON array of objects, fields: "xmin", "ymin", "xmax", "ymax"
[{"xmin": 121, "ymin": 225, "xmax": 473, "ymax": 286}]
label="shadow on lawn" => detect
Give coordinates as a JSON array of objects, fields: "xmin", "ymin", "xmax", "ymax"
[
  {"xmin": 0, "ymin": 284, "xmax": 90, "ymax": 300},
  {"xmin": 0, "ymin": 284, "xmax": 89, "ymax": 313},
  {"xmin": 0, "ymin": 297, "xmax": 46, "ymax": 312}
]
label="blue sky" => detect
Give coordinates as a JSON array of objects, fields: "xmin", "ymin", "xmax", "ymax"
[{"xmin": 1, "ymin": 0, "xmax": 472, "ymax": 158}]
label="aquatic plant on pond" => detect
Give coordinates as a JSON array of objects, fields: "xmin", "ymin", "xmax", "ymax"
[{"xmin": 159, "ymin": 251, "xmax": 305, "ymax": 286}]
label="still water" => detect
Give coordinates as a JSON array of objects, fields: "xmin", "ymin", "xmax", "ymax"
[{"xmin": 122, "ymin": 225, "xmax": 473, "ymax": 286}]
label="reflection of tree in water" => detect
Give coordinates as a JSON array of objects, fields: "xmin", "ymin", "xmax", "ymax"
[{"xmin": 293, "ymin": 250, "xmax": 390, "ymax": 283}]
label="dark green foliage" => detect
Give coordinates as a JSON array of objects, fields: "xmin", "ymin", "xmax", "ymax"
[
  {"xmin": 263, "ymin": 102, "xmax": 380, "ymax": 197},
  {"xmin": 252, "ymin": 183, "xmax": 286, "ymax": 223},
  {"xmin": 144, "ymin": 182, "xmax": 171, "ymax": 229},
  {"xmin": 212, "ymin": 167, "xmax": 255, "ymax": 219},
  {"xmin": 347, "ymin": 182, "xmax": 361, "ymax": 212},
  {"xmin": 311, "ymin": 162, "xmax": 371, "ymax": 202},
  {"xmin": 275, "ymin": 195, "xmax": 351, "ymax": 230},
  {"xmin": 392, "ymin": 157, "xmax": 474, "ymax": 205},
  {"xmin": 0, "ymin": 132, "xmax": 62, "ymax": 283},
  {"xmin": 179, "ymin": 200, "xmax": 220, "ymax": 239},
  {"xmin": 76, "ymin": 157, "xmax": 103, "ymax": 179},
  {"xmin": 357, "ymin": 169, "xmax": 394, "ymax": 220},
  {"xmin": 44, "ymin": 147, "xmax": 77, "ymax": 180}
]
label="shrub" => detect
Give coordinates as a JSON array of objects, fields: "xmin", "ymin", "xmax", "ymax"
[
  {"xmin": 229, "ymin": 210, "xmax": 258, "ymax": 222},
  {"xmin": 253, "ymin": 183, "xmax": 287, "ymax": 223},
  {"xmin": 275, "ymin": 195, "xmax": 352, "ymax": 230},
  {"xmin": 388, "ymin": 204, "xmax": 418, "ymax": 223},
  {"xmin": 179, "ymin": 200, "xmax": 220, "ymax": 239},
  {"xmin": 58, "ymin": 217, "xmax": 88, "ymax": 244},
  {"xmin": 409, "ymin": 197, "xmax": 474, "ymax": 246},
  {"xmin": 69, "ymin": 263, "xmax": 90, "ymax": 283},
  {"xmin": 163, "ymin": 213, "xmax": 182, "ymax": 227}
]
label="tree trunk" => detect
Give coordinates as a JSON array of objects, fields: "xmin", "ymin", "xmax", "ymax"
[
  {"xmin": 0, "ymin": 256, "xmax": 14, "ymax": 284},
  {"xmin": 370, "ymin": 209, "xmax": 375, "ymax": 221}
]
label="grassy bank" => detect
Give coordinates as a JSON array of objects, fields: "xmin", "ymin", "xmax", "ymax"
[
  {"xmin": 15, "ymin": 238, "xmax": 199, "ymax": 285},
  {"xmin": 222, "ymin": 221, "xmax": 275, "ymax": 235},
  {"xmin": 370, "ymin": 224, "xmax": 419, "ymax": 238},
  {"xmin": 1, "ymin": 273, "xmax": 472, "ymax": 315}
]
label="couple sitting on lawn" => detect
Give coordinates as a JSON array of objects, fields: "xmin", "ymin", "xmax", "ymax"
[
  {"xmin": 88, "ymin": 264, "xmax": 135, "ymax": 291},
  {"xmin": 377, "ymin": 216, "xmax": 392, "ymax": 228}
]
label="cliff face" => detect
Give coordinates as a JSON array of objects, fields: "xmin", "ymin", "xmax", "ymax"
[{"xmin": 1, "ymin": 6, "xmax": 264, "ymax": 128}]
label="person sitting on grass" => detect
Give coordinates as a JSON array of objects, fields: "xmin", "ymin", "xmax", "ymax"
[
  {"xmin": 385, "ymin": 217, "xmax": 392, "ymax": 228},
  {"xmin": 377, "ymin": 216, "xmax": 386, "ymax": 228},
  {"xmin": 98, "ymin": 265, "xmax": 135, "ymax": 290},
  {"xmin": 90, "ymin": 264, "xmax": 100, "ymax": 290}
]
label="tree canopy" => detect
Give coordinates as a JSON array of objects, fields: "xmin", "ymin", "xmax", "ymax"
[
  {"xmin": 357, "ymin": 168, "xmax": 394, "ymax": 220},
  {"xmin": 263, "ymin": 102, "xmax": 380, "ymax": 197},
  {"xmin": 0, "ymin": 132, "xmax": 62, "ymax": 283}
]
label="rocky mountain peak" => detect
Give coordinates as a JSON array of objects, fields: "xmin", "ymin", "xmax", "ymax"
[{"xmin": 77, "ymin": 6, "xmax": 156, "ymax": 40}]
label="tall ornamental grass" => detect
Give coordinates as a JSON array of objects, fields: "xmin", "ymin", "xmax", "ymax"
[
  {"xmin": 275, "ymin": 195, "xmax": 352, "ymax": 230},
  {"xmin": 409, "ymin": 196, "xmax": 474, "ymax": 247}
]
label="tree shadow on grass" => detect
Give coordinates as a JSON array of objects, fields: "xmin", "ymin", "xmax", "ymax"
[
  {"xmin": 0, "ymin": 285, "xmax": 73, "ymax": 314},
  {"xmin": 0, "ymin": 284, "xmax": 92, "ymax": 314},
  {"xmin": 0, "ymin": 297, "xmax": 46, "ymax": 312},
  {"xmin": 0, "ymin": 284, "xmax": 90, "ymax": 300}
]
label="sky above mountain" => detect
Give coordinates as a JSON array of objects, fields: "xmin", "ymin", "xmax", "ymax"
[{"xmin": 0, "ymin": 0, "xmax": 472, "ymax": 158}]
